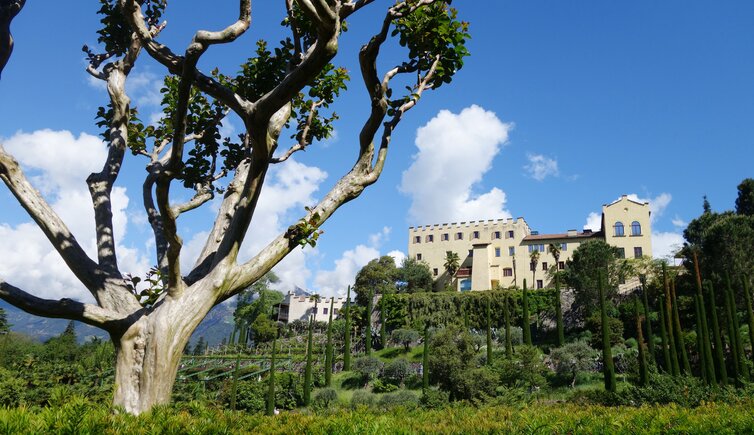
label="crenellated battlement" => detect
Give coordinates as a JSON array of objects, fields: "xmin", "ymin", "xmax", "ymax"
[{"xmin": 409, "ymin": 217, "xmax": 528, "ymax": 232}]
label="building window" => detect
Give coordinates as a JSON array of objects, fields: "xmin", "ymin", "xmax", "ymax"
[
  {"xmin": 617, "ymin": 248, "xmax": 625, "ymax": 259},
  {"xmin": 441, "ymin": 233, "xmax": 449, "ymax": 241},
  {"xmin": 558, "ymin": 261, "xmax": 565, "ymax": 270},
  {"xmin": 460, "ymin": 279, "xmax": 471, "ymax": 292},
  {"xmin": 468, "ymin": 249, "xmax": 473, "ymax": 257},
  {"xmin": 631, "ymin": 221, "xmax": 642, "ymax": 236},
  {"xmin": 416, "ymin": 253, "xmax": 422, "ymax": 261},
  {"xmin": 323, "ymin": 308, "xmax": 328, "ymax": 315},
  {"xmin": 528, "ymin": 244, "xmax": 545, "ymax": 253},
  {"xmin": 433, "ymin": 268, "xmax": 438, "ymax": 276},
  {"xmin": 472, "ymin": 230, "xmax": 480, "ymax": 239},
  {"xmin": 509, "ymin": 246, "xmax": 515, "ymax": 256},
  {"xmin": 495, "ymin": 247, "xmax": 501, "ymax": 257},
  {"xmin": 634, "ymin": 247, "xmax": 643, "ymax": 258},
  {"xmin": 614, "ymin": 221, "xmax": 625, "ymax": 237},
  {"xmin": 507, "ymin": 230, "xmax": 514, "ymax": 239},
  {"xmin": 334, "ymin": 308, "xmax": 339, "ymax": 314},
  {"xmin": 542, "ymin": 262, "xmax": 548, "ymax": 271},
  {"xmin": 503, "ymin": 268, "xmax": 513, "ymax": 277},
  {"xmin": 455, "ymin": 232, "xmax": 463, "ymax": 240},
  {"xmin": 493, "ymin": 231, "xmax": 501, "ymax": 239},
  {"xmin": 530, "ymin": 263, "xmax": 536, "ymax": 271},
  {"xmin": 561, "ymin": 243, "xmax": 567, "ymax": 251},
  {"xmin": 536, "ymin": 280, "xmax": 543, "ymax": 289},
  {"xmin": 426, "ymin": 234, "xmax": 434, "ymax": 242},
  {"xmin": 413, "ymin": 235, "xmax": 421, "ymax": 243}
]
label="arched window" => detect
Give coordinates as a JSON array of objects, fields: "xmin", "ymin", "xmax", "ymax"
[
  {"xmin": 614, "ymin": 221, "xmax": 624, "ymax": 237},
  {"xmin": 631, "ymin": 221, "xmax": 642, "ymax": 236}
]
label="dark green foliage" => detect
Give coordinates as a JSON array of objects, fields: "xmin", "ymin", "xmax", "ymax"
[
  {"xmin": 522, "ymin": 279, "xmax": 532, "ymax": 346},
  {"xmin": 670, "ymin": 280, "xmax": 691, "ymax": 374},
  {"xmin": 350, "ymin": 390, "xmax": 376, "ymax": 409},
  {"xmin": 598, "ymin": 272, "xmax": 617, "ymax": 392},
  {"xmin": 344, "ymin": 285, "xmax": 352, "ymax": 372},
  {"xmin": 365, "ymin": 289, "xmax": 373, "ymax": 356},
  {"xmin": 563, "ymin": 240, "xmax": 629, "ymax": 321},
  {"xmin": 735, "ymin": 178, "xmax": 754, "ymax": 216},
  {"xmin": 230, "ymin": 353, "xmax": 240, "ymax": 411},
  {"xmin": 353, "ymin": 256, "xmax": 398, "ymax": 305},
  {"xmin": 353, "ymin": 356, "xmax": 382, "ymax": 386},
  {"xmin": 486, "ymin": 297, "xmax": 493, "ymax": 366},
  {"xmin": 398, "ymin": 258, "xmax": 434, "ymax": 294},
  {"xmin": 325, "ymin": 299, "xmax": 334, "ymax": 388},
  {"xmin": 640, "ymin": 279, "xmax": 656, "ymax": 363},
  {"xmin": 304, "ymin": 317, "xmax": 314, "ymax": 406},
  {"xmin": 725, "ymin": 272, "xmax": 749, "ymax": 381},
  {"xmin": 427, "ymin": 326, "xmax": 478, "ymax": 400},
  {"xmin": 585, "ymin": 310, "xmax": 624, "ymax": 349},
  {"xmin": 266, "ymin": 334, "xmax": 277, "ymax": 416},
  {"xmin": 706, "ymin": 282, "xmax": 728, "ymax": 385},
  {"xmin": 693, "ymin": 293, "xmax": 709, "ymax": 383},
  {"xmin": 662, "ymin": 264, "xmax": 680, "ymax": 376},
  {"xmin": 495, "ymin": 345, "xmax": 549, "ymax": 390},
  {"xmin": 419, "ymin": 388, "xmax": 449, "ymax": 409},
  {"xmin": 192, "ymin": 336, "xmax": 207, "ymax": 355},
  {"xmin": 381, "ymin": 358, "xmax": 411, "ymax": 387},
  {"xmin": 379, "ymin": 296, "xmax": 387, "ymax": 349},
  {"xmin": 742, "ymin": 276, "xmax": 754, "ymax": 358},
  {"xmin": 554, "ymin": 274, "xmax": 565, "ymax": 347},
  {"xmin": 657, "ymin": 285, "xmax": 671, "ymax": 373},
  {"xmin": 635, "ymin": 298, "xmax": 649, "ymax": 386},
  {"xmin": 422, "ymin": 324, "xmax": 430, "ymax": 393},
  {"xmin": 693, "ymin": 254, "xmax": 716, "ymax": 384},
  {"xmin": 503, "ymin": 293, "xmax": 513, "ymax": 358},
  {"xmin": 0, "ymin": 307, "xmax": 10, "ymax": 334}
]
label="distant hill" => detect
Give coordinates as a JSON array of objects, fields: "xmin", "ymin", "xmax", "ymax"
[{"xmin": 1, "ymin": 299, "xmax": 236, "ymax": 347}]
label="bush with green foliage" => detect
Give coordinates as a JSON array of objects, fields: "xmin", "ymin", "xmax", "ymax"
[
  {"xmin": 312, "ymin": 388, "xmax": 338, "ymax": 410},
  {"xmin": 549, "ymin": 341, "xmax": 598, "ymax": 387},
  {"xmin": 377, "ymin": 390, "xmax": 419, "ymax": 410},
  {"xmin": 495, "ymin": 345, "xmax": 550, "ymax": 390},
  {"xmin": 390, "ymin": 328, "xmax": 420, "ymax": 351},
  {"xmin": 353, "ymin": 356, "xmax": 383, "ymax": 386},
  {"xmin": 371, "ymin": 379, "xmax": 399, "ymax": 393},
  {"xmin": 381, "ymin": 358, "xmax": 412, "ymax": 387},
  {"xmin": 350, "ymin": 390, "xmax": 376, "ymax": 409}
]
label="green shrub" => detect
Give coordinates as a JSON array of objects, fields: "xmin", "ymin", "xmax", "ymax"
[
  {"xmin": 381, "ymin": 358, "xmax": 412, "ymax": 386},
  {"xmin": 372, "ymin": 379, "xmax": 399, "ymax": 393},
  {"xmin": 420, "ymin": 388, "xmax": 449, "ymax": 409},
  {"xmin": 350, "ymin": 390, "xmax": 376, "ymax": 409},
  {"xmin": 495, "ymin": 345, "xmax": 550, "ymax": 390},
  {"xmin": 549, "ymin": 341, "xmax": 598, "ymax": 387},
  {"xmin": 353, "ymin": 356, "xmax": 383, "ymax": 386},
  {"xmin": 377, "ymin": 390, "xmax": 419, "ymax": 410},
  {"xmin": 312, "ymin": 388, "xmax": 338, "ymax": 410},
  {"xmin": 0, "ymin": 368, "xmax": 25, "ymax": 407}
]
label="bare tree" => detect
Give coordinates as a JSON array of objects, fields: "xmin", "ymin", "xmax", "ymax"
[{"xmin": 0, "ymin": 0, "xmax": 469, "ymax": 414}]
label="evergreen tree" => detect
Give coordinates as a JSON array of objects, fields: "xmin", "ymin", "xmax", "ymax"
[
  {"xmin": 693, "ymin": 252, "xmax": 716, "ymax": 384},
  {"xmin": 723, "ymin": 273, "xmax": 741, "ymax": 384},
  {"xmin": 725, "ymin": 272, "xmax": 749, "ymax": 381},
  {"xmin": 662, "ymin": 264, "xmax": 680, "ymax": 376},
  {"xmin": 693, "ymin": 293, "xmax": 708, "ymax": 383},
  {"xmin": 640, "ymin": 276, "xmax": 656, "ymax": 363},
  {"xmin": 192, "ymin": 336, "xmax": 207, "ymax": 356},
  {"xmin": 671, "ymin": 279, "xmax": 691, "ymax": 374},
  {"xmin": 504, "ymin": 293, "xmax": 513, "ymax": 358},
  {"xmin": 325, "ymin": 298, "xmax": 334, "ymax": 387},
  {"xmin": 344, "ymin": 285, "xmax": 352, "ymax": 371},
  {"xmin": 380, "ymin": 296, "xmax": 387, "ymax": 348},
  {"xmin": 657, "ymin": 284, "xmax": 671, "ymax": 373},
  {"xmin": 422, "ymin": 323, "xmax": 430, "ymax": 393},
  {"xmin": 486, "ymin": 296, "xmax": 493, "ymax": 366},
  {"xmin": 230, "ymin": 353, "xmax": 241, "ymax": 410},
  {"xmin": 741, "ymin": 275, "xmax": 754, "ymax": 358},
  {"xmin": 706, "ymin": 281, "xmax": 728, "ymax": 385},
  {"xmin": 0, "ymin": 307, "xmax": 9, "ymax": 335},
  {"xmin": 522, "ymin": 279, "xmax": 532, "ymax": 346},
  {"xmin": 266, "ymin": 332, "xmax": 277, "ymax": 416},
  {"xmin": 635, "ymin": 297, "xmax": 649, "ymax": 386},
  {"xmin": 366, "ymin": 288, "xmax": 373, "ymax": 356},
  {"xmin": 598, "ymin": 272, "xmax": 616, "ymax": 392},
  {"xmin": 304, "ymin": 316, "xmax": 314, "ymax": 406},
  {"xmin": 554, "ymin": 272, "xmax": 565, "ymax": 347}
]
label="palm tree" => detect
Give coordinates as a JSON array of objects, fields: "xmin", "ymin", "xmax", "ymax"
[
  {"xmin": 548, "ymin": 243, "xmax": 561, "ymax": 275},
  {"xmin": 529, "ymin": 249, "xmax": 540, "ymax": 289},
  {"xmin": 549, "ymin": 243, "xmax": 564, "ymax": 346},
  {"xmin": 310, "ymin": 293, "xmax": 322, "ymax": 322},
  {"xmin": 444, "ymin": 251, "xmax": 460, "ymax": 290}
]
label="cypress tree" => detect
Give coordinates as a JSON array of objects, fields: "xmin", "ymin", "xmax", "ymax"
[
  {"xmin": 380, "ymin": 296, "xmax": 387, "ymax": 349},
  {"xmin": 723, "ymin": 273, "xmax": 741, "ymax": 384},
  {"xmin": 463, "ymin": 302, "xmax": 470, "ymax": 329},
  {"xmin": 230, "ymin": 352, "xmax": 241, "ymax": 410},
  {"xmin": 486, "ymin": 296, "xmax": 493, "ymax": 366},
  {"xmin": 741, "ymin": 275, "xmax": 754, "ymax": 357},
  {"xmin": 671, "ymin": 279, "xmax": 691, "ymax": 374},
  {"xmin": 522, "ymin": 279, "xmax": 532, "ymax": 346},
  {"xmin": 365, "ymin": 289, "xmax": 373, "ymax": 356},
  {"xmin": 325, "ymin": 298, "xmax": 334, "ymax": 387},
  {"xmin": 693, "ymin": 252, "xmax": 716, "ymax": 384},
  {"xmin": 706, "ymin": 281, "xmax": 728, "ymax": 385},
  {"xmin": 422, "ymin": 323, "xmax": 430, "ymax": 393},
  {"xmin": 555, "ymin": 272, "xmax": 565, "ymax": 347},
  {"xmin": 266, "ymin": 332, "xmax": 277, "ymax": 416},
  {"xmin": 663, "ymin": 263, "xmax": 680, "ymax": 376},
  {"xmin": 635, "ymin": 296, "xmax": 649, "ymax": 386},
  {"xmin": 640, "ymin": 276, "xmax": 656, "ymax": 363},
  {"xmin": 344, "ymin": 285, "xmax": 352, "ymax": 371},
  {"xmin": 657, "ymin": 284, "xmax": 671, "ymax": 373},
  {"xmin": 304, "ymin": 316, "xmax": 314, "ymax": 406},
  {"xmin": 598, "ymin": 271, "xmax": 616, "ymax": 392},
  {"xmin": 726, "ymin": 272, "xmax": 748, "ymax": 381},
  {"xmin": 694, "ymin": 293, "xmax": 708, "ymax": 383},
  {"xmin": 504, "ymin": 293, "xmax": 513, "ymax": 358},
  {"xmin": 229, "ymin": 326, "xmax": 237, "ymax": 347}
]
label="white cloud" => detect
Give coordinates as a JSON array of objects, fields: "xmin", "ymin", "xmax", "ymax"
[
  {"xmin": 626, "ymin": 193, "xmax": 671, "ymax": 224},
  {"xmin": 387, "ymin": 250, "xmax": 407, "ymax": 266},
  {"xmin": 368, "ymin": 227, "xmax": 391, "ymax": 248},
  {"xmin": 0, "ymin": 130, "xmax": 149, "ymax": 301},
  {"xmin": 584, "ymin": 212, "xmax": 602, "ymax": 231},
  {"xmin": 672, "ymin": 216, "xmax": 687, "ymax": 229},
  {"xmin": 652, "ymin": 231, "xmax": 684, "ymax": 260},
  {"xmin": 400, "ymin": 105, "xmax": 514, "ymax": 224},
  {"xmin": 524, "ymin": 153, "xmax": 559, "ymax": 181}
]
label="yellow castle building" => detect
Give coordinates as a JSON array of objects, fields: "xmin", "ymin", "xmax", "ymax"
[{"xmin": 408, "ymin": 195, "xmax": 653, "ymax": 291}]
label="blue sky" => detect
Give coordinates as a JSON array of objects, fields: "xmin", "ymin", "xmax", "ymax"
[{"xmin": 1, "ymin": 1, "xmax": 753, "ymax": 300}]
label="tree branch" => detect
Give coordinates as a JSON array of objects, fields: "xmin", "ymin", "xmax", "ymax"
[
  {"xmin": 0, "ymin": 146, "xmax": 102, "ymax": 292},
  {"xmin": 0, "ymin": 0, "xmax": 24, "ymax": 79},
  {"xmin": 270, "ymin": 100, "xmax": 323, "ymax": 164},
  {"xmin": 194, "ymin": 0, "xmax": 251, "ymax": 46},
  {"xmin": 0, "ymin": 280, "xmax": 130, "ymax": 331}
]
